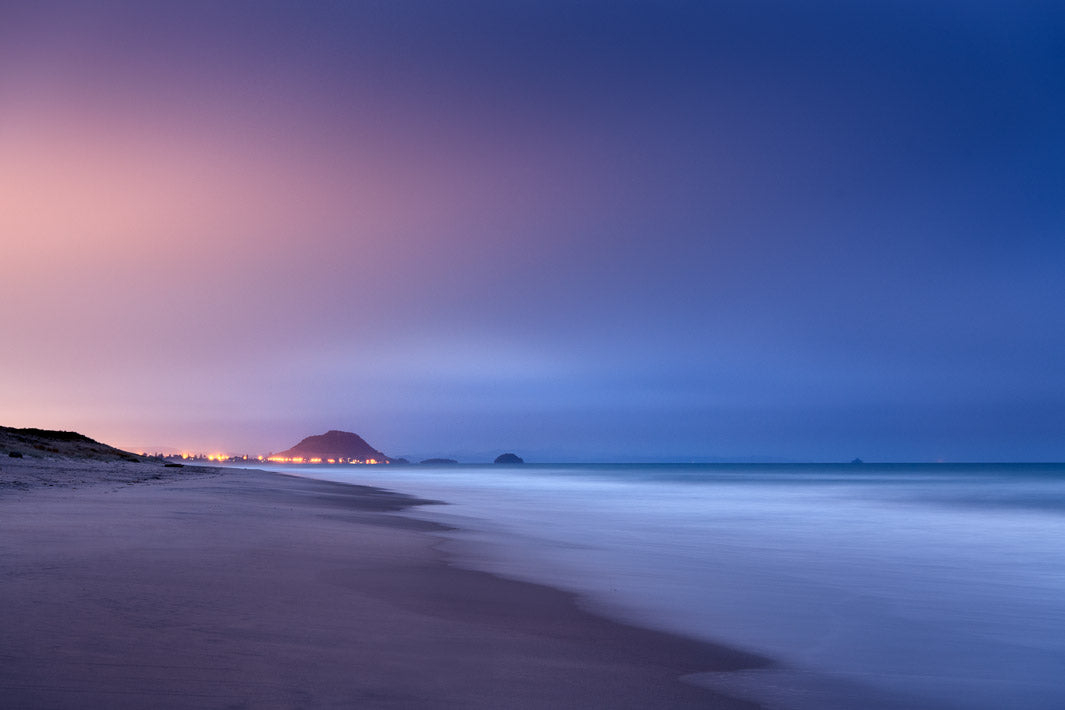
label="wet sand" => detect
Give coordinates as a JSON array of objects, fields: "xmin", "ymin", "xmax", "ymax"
[{"xmin": 0, "ymin": 462, "xmax": 768, "ymax": 708}]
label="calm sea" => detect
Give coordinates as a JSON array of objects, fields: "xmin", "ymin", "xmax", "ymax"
[{"xmin": 270, "ymin": 462, "xmax": 1065, "ymax": 710}]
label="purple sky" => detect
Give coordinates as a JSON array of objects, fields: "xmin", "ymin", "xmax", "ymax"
[{"xmin": 2, "ymin": 1, "xmax": 1063, "ymax": 461}]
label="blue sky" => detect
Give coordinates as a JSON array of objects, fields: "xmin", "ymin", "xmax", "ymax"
[{"xmin": 2, "ymin": 1, "xmax": 1063, "ymax": 460}]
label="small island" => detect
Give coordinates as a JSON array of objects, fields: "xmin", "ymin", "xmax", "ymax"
[{"xmin": 494, "ymin": 453, "xmax": 524, "ymax": 464}]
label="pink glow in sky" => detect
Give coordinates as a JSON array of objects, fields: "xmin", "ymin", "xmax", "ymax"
[{"xmin": 1, "ymin": 5, "xmax": 621, "ymax": 455}]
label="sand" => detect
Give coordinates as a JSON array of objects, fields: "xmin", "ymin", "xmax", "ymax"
[{"xmin": 0, "ymin": 459, "xmax": 767, "ymax": 709}]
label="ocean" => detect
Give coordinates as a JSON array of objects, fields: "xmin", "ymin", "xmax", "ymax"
[{"xmin": 268, "ymin": 462, "xmax": 1065, "ymax": 710}]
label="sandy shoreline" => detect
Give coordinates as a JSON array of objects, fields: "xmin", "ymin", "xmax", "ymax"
[{"xmin": 0, "ymin": 460, "xmax": 768, "ymax": 708}]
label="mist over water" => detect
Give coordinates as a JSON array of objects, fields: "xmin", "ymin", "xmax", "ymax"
[{"xmin": 275, "ymin": 463, "xmax": 1065, "ymax": 710}]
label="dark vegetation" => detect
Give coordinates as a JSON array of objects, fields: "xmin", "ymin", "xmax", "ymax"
[{"xmin": 0, "ymin": 425, "xmax": 144, "ymax": 462}]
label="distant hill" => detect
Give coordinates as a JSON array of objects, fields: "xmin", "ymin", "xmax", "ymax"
[
  {"xmin": 272, "ymin": 430, "xmax": 390, "ymax": 463},
  {"xmin": 0, "ymin": 426, "xmax": 143, "ymax": 462}
]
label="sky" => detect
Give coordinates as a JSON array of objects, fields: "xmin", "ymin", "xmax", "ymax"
[{"xmin": 2, "ymin": 0, "xmax": 1063, "ymax": 462}]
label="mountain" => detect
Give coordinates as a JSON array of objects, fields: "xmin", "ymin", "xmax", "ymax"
[
  {"xmin": 272, "ymin": 430, "xmax": 390, "ymax": 463},
  {"xmin": 0, "ymin": 425, "xmax": 143, "ymax": 462}
]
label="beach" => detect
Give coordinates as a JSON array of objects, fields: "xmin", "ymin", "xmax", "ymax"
[{"xmin": 0, "ymin": 459, "xmax": 765, "ymax": 709}]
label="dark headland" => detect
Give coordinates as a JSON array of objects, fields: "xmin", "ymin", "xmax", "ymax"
[{"xmin": 271, "ymin": 429, "xmax": 391, "ymax": 462}]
